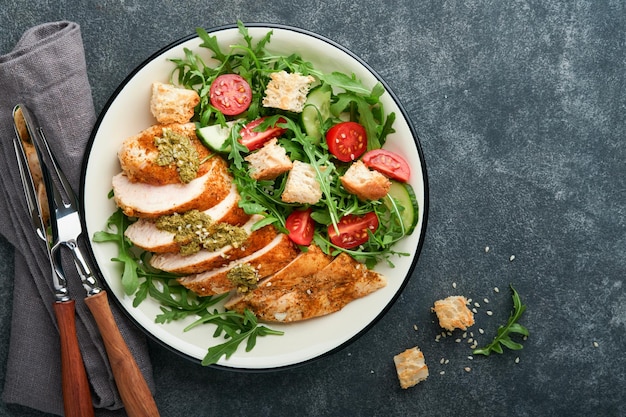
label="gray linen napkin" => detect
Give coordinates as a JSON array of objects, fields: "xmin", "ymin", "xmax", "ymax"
[{"xmin": 0, "ymin": 21, "xmax": 155, "ymax": 416}]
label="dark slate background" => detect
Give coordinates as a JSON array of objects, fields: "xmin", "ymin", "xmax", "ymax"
[{"xmin": 2, "ymin": 1, "xmax": 625, "ymax": 416}]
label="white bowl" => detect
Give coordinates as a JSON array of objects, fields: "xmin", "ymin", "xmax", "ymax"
[{"xmin": 80, "ymin": 23, "xmax": 429, "ymax": 370}]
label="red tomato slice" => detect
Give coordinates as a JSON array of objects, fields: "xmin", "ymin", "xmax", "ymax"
[
  {"xmin": 327, "ymin": 212, "xmax": 379, "ymax": 249},
  {"xmin": 239, "ymin": 117, "xmax": 287, "ymax": 151},
  {"xmin": 285, "ymin": 208, "xmax": 315, "ymax": 246},
  {"xmin": 326, "ymin": 121, "xmax": 368, "ymax": 162},
  {"xmin": 362, "ymin": 149, "xmax": 411, "ymax": 182},
  {"xmin": 209, "ymin": 74, "xmax": 252, "ymax": 116}
]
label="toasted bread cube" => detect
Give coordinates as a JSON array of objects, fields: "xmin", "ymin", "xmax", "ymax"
[
  {"xmin": 394, "ymin": 347, "xmax": 429, "ymax": 389},
  {"xmin": 432, "ymin": 295, "xmax": 475, "ymax": 331},
  {"xmin": 245, "ymin": 138, "xmax": 293, "ymax": 180},
  {"xmin": 150, "ymin": 82, "xmax": 200, "ymax": 124},
  {"xmin": 262, "ymin": 71, "xmax": 315, "ymax": 113},
  {"xmin": 341, "ymin": 160, "xmax": 391, "ymax": 200},
  {"xmin": 281, "ymin": 160, "xmax": 322, "ymax": 204}
]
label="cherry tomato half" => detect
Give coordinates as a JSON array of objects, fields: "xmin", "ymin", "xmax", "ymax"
[
  {"xmin": 239, "ymin": 117, "xmax": 287, "ymax": 151},
  {"xmin": 285, "ymin": 208, "xmax": 315, "ymax": 246},
  {"xmin": 327, "ymin": 212, "xmax": 379, "ymax": 249},
  {"xmin": 326, "ymin": 121, "xmax": 368, "ymax": 162},
  {"xmin": 362, "ymin": 149, "xmax": 411, "ymax": 182},
  {"xmin": 209, "ymin": 74, "xmax": 252, "ymax": 116}
]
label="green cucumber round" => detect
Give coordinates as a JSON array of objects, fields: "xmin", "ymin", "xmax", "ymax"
[
  {"xmin": 301, "ymin": 83, "xmax": 331, "ymax": 143},
  {"xmin": 385, "ymin": 180, "xmax": 419, "ymax": 235},
  {"xmin": 196, "ymin": 121, "xmax": 237, "ymax": 153}
]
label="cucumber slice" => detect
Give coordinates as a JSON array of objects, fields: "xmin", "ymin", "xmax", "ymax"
[
  {"xmin": 301, "ymin": 84, "xmax": 331, "ymax": 143},
  {"xmin": 196, "ymin": 121, "xmax": 238, "ymax": 153},
  {"xmin": 385, "ymin": 180, "xmax": 419, "ymax": 235}
]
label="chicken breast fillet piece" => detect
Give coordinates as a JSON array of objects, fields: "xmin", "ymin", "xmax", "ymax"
[
  {"xmin": 224, "ymin": 252, "xmax": 387, "ymax": 323},
  {"xmin": 124, "ymin": 183, "xmax": 249, "ymax": 253},
  {"xmin": 112, "ymin": 155, "xmax": 231, "ymax": 219},
  {"xmin": 117, "ymin": 123, "xmax": 213, "ymax": 185},
  {"xmin": 177, "ymin": 233, "xmax": 297, "ymax": 296},
  {"xmin": 149, "ymin": 215, "xmax": 278, "ymax": 275}
]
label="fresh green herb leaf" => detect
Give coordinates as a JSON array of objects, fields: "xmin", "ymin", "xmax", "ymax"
[
  {"xmin": 473, "ymin": 285, "xmax": 529, "ymax": 356},
  {"xmin": 184, "ymin": 308, "xmax": 283, "ymax": 366},
  {"xmin": 92, "ymin": 208, "xmax": 141, "ymax": 295}
]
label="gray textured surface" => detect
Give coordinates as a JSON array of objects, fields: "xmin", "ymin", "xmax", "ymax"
[{"xmin": 1, "ymin": 1, "xmax": 625, "ymax": 416}]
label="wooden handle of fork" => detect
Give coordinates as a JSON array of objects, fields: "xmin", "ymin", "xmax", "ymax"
[
  {"xmin": 84, "ymin": 291, "xmax": 160, "ymax": 417},
  {"xmin": 53, "ymin": 300, "xmax": 95, "ymax": 417}
]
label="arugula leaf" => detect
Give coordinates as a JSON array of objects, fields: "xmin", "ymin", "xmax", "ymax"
[
  {"xmin": 473, "ymin": 285, "xmax": 529, "ymax": 356},
  {"xmin": 185, "ymin": 308, "xmax": 283, "ymax": 366},
  {"xmin": 92, "ymin": 208, "xmax": 140, "ymax": 295}
]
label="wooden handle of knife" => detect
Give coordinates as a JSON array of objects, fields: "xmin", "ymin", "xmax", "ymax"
[
  {"xmin": 84, "ymin": 291, "xmax": 159, "ymax": 417},
  {"xmin": 53, "ymin": 300, "xmax": 96, "ymax": 417}
]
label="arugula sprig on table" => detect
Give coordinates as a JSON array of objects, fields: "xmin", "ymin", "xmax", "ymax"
[
  {"xmin": 473, "ymin": 285, "xmax": 529, "ymax": 356},
  {"xmin": 93, "ymin": 208, "xmax": 283, "ymax": 366}
]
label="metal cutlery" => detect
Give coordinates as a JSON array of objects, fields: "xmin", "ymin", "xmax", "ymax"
[
  {"xmin": 12, "ymin": 105, "xmax": 95, "ymax": 417},
  {"xmin": 13, "ymin": 104, "xmax": 160, "ymax": 417}
]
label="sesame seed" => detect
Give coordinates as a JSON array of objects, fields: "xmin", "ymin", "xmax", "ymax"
[
  {"xmin": 494, "ymin": 287, "xmax": 500, "ymax": 293},
  {"xmin": 593, "ymin": 341, "xmax": 599, "ymax": 348},
  {"xmin": 515, "ymin": 357, "xmax": 520, "ymax": 364},
  {"xmin": 445, "ymin": 359, "xmax": 449, "ymax": 364},
  {"xmin": 472, "ymin": 308, "xmax": 478, "ymax": 314},
  {"xmin": 479, "ymin": 328, "xmax": 485, "ymax": 334},
  {"xmin": 474, "ymin": 302, "xmax": 480, "ymax": 308},
  {"xmin": 413, "ymin": 324, "xmax": 418, "ymax": 331},
  {"xmin": 510, "ymin": 255, "xmax": 516, "ymax": 261},
  {"xmin": 467, "ymin": 338, "xmax": 474, "ymax": 344},
  {"xmin": 455, "ymin": 338, "xmax": 461, "ymax": 343},
  {"xmin": 484, "ymin": 298, "xmax": 489, "ymax": 303},
  {"xmin": 468, "ymin": 356, "xmax": 474, "ymax": 360},
  {"xmin": 462, "ymin": 332, "xmax": 467, "ymax": 338},
  {"xmin": 464, "ymin": 367, "xmax": 471, "ymax": 372},
  {"xmin": 440, "ymin": 371, "xmax": 446, "ymax": 375},
  {"xmin": 487, "ymin": 310, "xmax": 493, "ymax": 316},
  {"xmin": 440, "ymin": 358, "xmax": 445, "ymax": 364},
  {"xmin": 453, "ymin": 282, "xmax": 457, "ymax": 289},
  {"xmin": 485, "ymin": 246, "xmax": 490, "ymax": 253}
]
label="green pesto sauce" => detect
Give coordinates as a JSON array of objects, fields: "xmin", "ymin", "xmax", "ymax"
[
  {"xmin": 227, "ymin": 263, "xmax": 259, "ymax": 293},
  {"xmin": 154, "ymin": 128, "xmax": 200, "ymax": 183},
  {"xmin": 155, "ymin": 210, "xmax": 248, "ymax": 255}
]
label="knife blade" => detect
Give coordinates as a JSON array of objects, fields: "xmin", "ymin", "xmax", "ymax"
[
  {"xmin": 12, "ymin": 105, "xmax": 95, "ymax": 417},
  {"xmin": 18, "ymin": 104, "xmax": 160, "ymax": 417}
]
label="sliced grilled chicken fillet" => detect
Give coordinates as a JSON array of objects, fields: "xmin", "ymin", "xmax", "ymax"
[
  {"xmin": 149, "ymin": 215, "xmax": 277, "ymax": 275},
  {"xmin": 124, "ymin": 183, "xmax": 249, "ymax": 253},
  {"xmin": 177, "ymin": 233, "xmax": 297, "ymax": 296},
  {"xmin": 224, "ymin": 252, "xmax": 387, "ymax": 323},
  {"xmin": 112, "ymin": 156, "xmax": 231, "ymax": 218},
  {"xmin": 117, "ymin": 122, "xmax": 213, "ymax": 185}
]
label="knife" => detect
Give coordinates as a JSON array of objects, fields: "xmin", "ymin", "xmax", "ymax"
[
  {"xmin": 12, "ymin": 106, "xmax": 95, "ymax": 417},
  {"xmin": 16, "ymin": 104, "xmax": 160, "ymax": 417}
]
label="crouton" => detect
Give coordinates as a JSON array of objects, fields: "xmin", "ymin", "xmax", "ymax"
[
  {"xmin": 281, "ymin": 160, "xmax": 322, "ymax": 204},
  {"xmin": 340, "ymin": 160, "xmax": 391, "ymax": 200},
  {"xmin": 394, "ymin": 347, "xmax": 429, "ymax": 389},
  {"xmin": 245, "ymin": 138, "xmax": 293, "ymax": 180},
  {"xmin": 150, "ymin": 82, "xmax": 200, "ymax": 124},
  {"xmin": 262, "ymin": 71, "xmax": 316, "ymax": 113},
  {"xmin": 432, "ymin": 295, "xmax": 475, "ymax": 331}
]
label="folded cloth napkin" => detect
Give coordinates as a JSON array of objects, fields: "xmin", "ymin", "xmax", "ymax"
[{"xmin": 0, "ymin": 21, "xmax": 155, "ymax": 416}]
